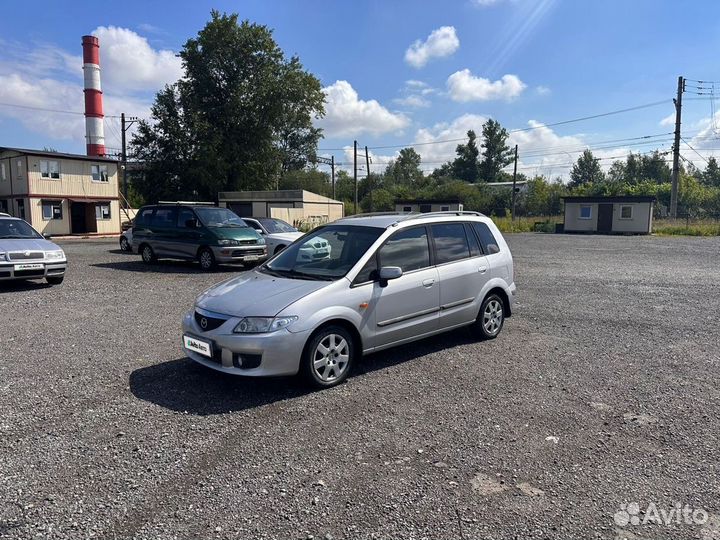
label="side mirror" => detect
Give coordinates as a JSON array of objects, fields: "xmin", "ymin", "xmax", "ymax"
[
  {"xmin": 185, "ymin": 219, "xmax": 198, "ymax": 229},
  {"xmin": 43, "ymin": 233, "xmax": 52, "ymax": 240},
  {"xmin": 378, "ymin": 266, "xmax": 403, "ymax": 287}
]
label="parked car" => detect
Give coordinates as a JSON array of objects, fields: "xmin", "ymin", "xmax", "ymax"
[
  {"xmin": 132, "ymin": 204, "xmax": 267, "ymax": 270},
  {"xmin": 242, "ymin": 217, "xmax": 304, "ymax": 255},
  {"xmin": 181, "ymin": 211, "xmax": 516, "ymax": 388},
  {"xmin": 0, "ymin": 215, "xmax": 67, "ymax": 285},
  {"xmin": 119, "ymin": 228, "xmax": 133, "ymax": 252}
]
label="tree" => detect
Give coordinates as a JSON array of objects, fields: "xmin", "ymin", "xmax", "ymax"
[
  {"xmin": 130, "ymin": 11, "xmax": 325, "ymax": 202},
  {"xmin": 702, "ymin": 157, "xmax": 720, "ymax": 187},
  {"xmin": 385, "ymin": 147, "xmax": 423, "ymax": 185},
  {"xmin": 570, "ymin": 149, "xmax": 605, "ymax": 187},
  {"xmin": 451, "ymin": 130, "xmax": 480, "ymax": 183},
  {"xmin": 478, "ymin": 119, "xmax": 513, "ymax": 182}
]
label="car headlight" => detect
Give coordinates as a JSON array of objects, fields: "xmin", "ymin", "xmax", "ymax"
[
  {"xmin": 45, "ymin": 250, "xmax": 65, "ymax": 261},
  {"xmin": 233, "ymin": 316, "xmax": 298, "ymax": 334},
  {"xmin": 217, "ymin": 239, "xmax": 240, "ymax": 246}
]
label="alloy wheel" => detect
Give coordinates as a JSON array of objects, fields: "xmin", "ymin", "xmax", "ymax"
[
  {"xmin": 483, "ymin": 299, "xmax": 503, "ymax": 335},
  {"xmin": 312, "ymin": 333, "xmax": 350, "ymax": 382}
]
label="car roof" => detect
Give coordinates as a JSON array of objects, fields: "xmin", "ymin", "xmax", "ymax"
[{"xmin": 333, "ymin": 211, "xmax": 487, "ymax": 229}]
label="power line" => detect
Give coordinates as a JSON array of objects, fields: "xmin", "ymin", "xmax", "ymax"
[
  {"xmin": 0, "ymin": 101, "xmax": 122, "ymax": 118},
  {"xmin": 681, "ymin": 137, "xmax": 710, "ymax": 164}
]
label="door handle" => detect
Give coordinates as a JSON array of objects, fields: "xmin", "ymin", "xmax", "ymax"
[
  {"xmin": 422, "ymin": 278, "xmax": 435, "ymax": 287},
  {"xmin": 478, "ymin": 266, "xmax": 488, "ymax": 274}
]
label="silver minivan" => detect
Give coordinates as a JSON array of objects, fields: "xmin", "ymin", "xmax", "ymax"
[{"xmin": 182, "ymin": 212, "xmax": 516, "ymax": 388}]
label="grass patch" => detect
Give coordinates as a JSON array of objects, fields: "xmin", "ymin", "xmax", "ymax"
[
  {"xmin": 492, "ymin": 216, "xmax": 562, "ymax": 233},
  {"xmin": 653, "ymin": 219, "xmax": 720, "ymax": 236}
]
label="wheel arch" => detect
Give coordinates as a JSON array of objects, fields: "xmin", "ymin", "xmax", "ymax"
[
  {"xmin": 484, "ymin": 286, "xmax": 511, "ymax": 317},
  {"xmin": 302, "ymin": 318, "xmax": 364, "ymax": 361}
]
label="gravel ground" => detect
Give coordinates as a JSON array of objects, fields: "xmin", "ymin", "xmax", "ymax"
[{"xmin": 1, "ymin": 233, "xmax": 719, "ymax": 540}]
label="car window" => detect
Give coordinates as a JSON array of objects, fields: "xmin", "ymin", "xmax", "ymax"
[
  {"xmin": 177, "ymin": 208, "xmax": 197, "ymax": 228},
  {"xmin": 431, "ymin": 223, "xmax": 470, "ymax": 264},
  {"xmin": 378, "ymin": 226, "xmax": 430, "ymax": 272},
  {"xmin": 464, "ymin": 223, "xmax": 482, "ymax": 257},
  {"xmin": 472, "ymin": 222, "xmax": 501, "ymax": 255},
  {"xmin": 0, "ymin": 219, "xmax": 42, "ymax": 239},
  {"xmin": 136, "ymin": 208, "xmax": 154, "ymax": 227},
  {"xmin": 150, "ymin": 207, "xmax": 177, "ymax": 228},
  {"xmin": 353, "ymin": 256, "xmax": 378, "ymax": 285},
  {"xmin": 245, "ymin": 219, "xmax": 264, "ymax": 232},
  {"xmin": 194, "ymin": 207, "xmax": 247, "ymax": 228},
  {"xmin": 259, "ymin": 218, "xmax": 297, "ymax": 233}
]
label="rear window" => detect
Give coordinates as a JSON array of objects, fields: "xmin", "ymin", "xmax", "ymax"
[
  {"xmin": 432, "ymin": 223, "xmax": 470, "ymax": 264},
  {"xmin": 472, "ymin": 222, "xmax": 501, "ymax": 255}
]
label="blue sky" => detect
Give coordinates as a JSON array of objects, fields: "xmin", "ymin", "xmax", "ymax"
[{"xmin": 1, "ymin": 0, "xmax": 720, "ymax": 177}]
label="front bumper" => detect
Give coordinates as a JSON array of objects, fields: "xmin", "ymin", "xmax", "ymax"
[
  {"xmin": 0, "ymin": 261, "xmax": 66, "ymax": 281},
  {"xmin": 181, "ymin": 310, "xmax": 311, "ymax": 377},
  {"xmin": 211, "ymin": 245, "xmax": 268, "ymax": 264}
]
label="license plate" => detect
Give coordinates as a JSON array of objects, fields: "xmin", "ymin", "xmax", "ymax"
[
  {"xmin": 243, "ymin": 255, "xmax": 259, "ymax": 261},
  {"xmin": 183, "ymin": 335, "xmax": 212, "ymax": 357},
  {"xmin": 14, "ymin": 263, "xmax": 44, "ymax": 271}
]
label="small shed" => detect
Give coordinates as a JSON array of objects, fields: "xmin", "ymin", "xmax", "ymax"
[
  {"xmin": 562, "ymin": 195, "xmax": 655, "ymax": 235},
  {"xmin": 394, "ymin": 199, "xmax": 463, "ymax": 213},
  {"xmin": 218, "ymin": 189, "xmax": 344, "ymax": 227}
]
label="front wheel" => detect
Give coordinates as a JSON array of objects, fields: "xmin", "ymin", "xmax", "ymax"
[
  {"xmin": 475, "ymin": 294, "xmax": 505, "ymax": 340},
  {"xmin": 198, "ymin": 248, "xmax": 216, "ymax": 271},
  {"xmin": 301, "ymin": 326, "xmax": 355, "ymax": 388}
]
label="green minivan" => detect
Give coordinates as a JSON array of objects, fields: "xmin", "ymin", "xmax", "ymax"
[{"xmin": 132, "ymin": 203, "xmax": 267, "ymax": 270}]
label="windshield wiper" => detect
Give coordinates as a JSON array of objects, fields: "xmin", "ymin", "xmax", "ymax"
[{"xmin": 263, "ymin": 267, "xmax": 333, "ymax": 281}]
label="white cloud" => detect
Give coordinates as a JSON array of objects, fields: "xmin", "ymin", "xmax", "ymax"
[
  {"xmin": 472, "ymin": 0, "xmax": 505, "ymax": 6},
  {"xmin": 92, "ymin": 26, "xmax": 183, "ymax": 92},
  {"xmin": 659, "ymin": 113, "xmax": 675, "ymax": 127},
  {"xmin": 447, "ymin": 69, "xmax": 526, "ymax": 102},
  {"xmin": 394, "ymin": 95, "xmax": 430, "ymax": 108},
  {"xmin": 319, "ymin": 80, "xmax": 409, "ymax": 137},
  {"xmin": 405, "ymin": 26, "xmax": 460, "ymax": 69},
  {"xmin": 535, "ymin": 85, "xmax": 551, "ymax": 96},
  {"xmin": 412, "ymin": 114, "xmax": 489, "ymax": 169}
]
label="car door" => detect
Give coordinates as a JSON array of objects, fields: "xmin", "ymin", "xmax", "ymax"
[
  {"xmin": 148, "ymin": 207, "xmax": 177, "ymax": 256},
  {"xmin": 431, "ymin": 222, "xmax": 490, "ymax": 329},
  {"xmin": 472, "ymin": 221, "xmax": 510, "ymax": 283},
  {"xmin": 175, "ymin": 207, "xmax": 204, "ymax": 259},
  {"xmin": 366, "ymin": 225, "xmax": 440, "ymax": 348}
]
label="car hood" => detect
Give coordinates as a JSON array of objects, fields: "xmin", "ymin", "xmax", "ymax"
[
  {"xmin": 267, "ymin": 232, "xmax": 304, "ymax": 243},
  {"xmin": 0, "ymin": 238, "xmax": 61, "ymax": 253},
  {"xmin": 195, "ymin": 270, "xmax": 328, "ymax": 317},
  {"xmin": 210, "ymin": 226, "xmax": 263, "ymax": 243}
]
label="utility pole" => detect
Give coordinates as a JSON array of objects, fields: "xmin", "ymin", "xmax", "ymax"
[
  {"xmin": 313, "ymin": 156, "xmax": 335, "ymax": 200},
  {"xmin": 511, "ymin": 144, "xmax": 518, "ymax": 221},
  {"xmin": 120, "ymin": 113, "xmax": 138, "ymax": 218},
  {"xmin": 670, "ymin": 76, "xmax": 684, "ymax": 219},
  {"xmin": 365, "ymin": 145, "xmax": 372, "ymax": 213},
  {"xmin": 353, "ymin": 140, "xmax": 358, "ymax": 214}
]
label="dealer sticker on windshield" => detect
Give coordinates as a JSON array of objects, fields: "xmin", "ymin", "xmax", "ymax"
[
  {"xmin": 14, "ymin": 263, "xmax": 44, "ymax": 271},
  {"xmin": 183, "ymin": 335, "xmax": 212, "ymax": 357}
]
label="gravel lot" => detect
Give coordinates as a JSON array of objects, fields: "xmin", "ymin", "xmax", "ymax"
[{"xmin": 1, "ymin": 233, "xmax": 719, "ymax": 540}]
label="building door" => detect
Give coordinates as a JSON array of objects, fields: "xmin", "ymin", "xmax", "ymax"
[
  {"xmin": 16, "ymin": 199, "xmax": 25, "ymax": 220},
  {"xmin": 229, "ymin": 203, "xmax": 252, "ymax": 217},
  {"xmin": 71, "ymin": 202, "xmax": 88, "ymax": 233},
  {"xmin": 598, "ymin": 204, "xmax": 613, "ymax": 233}
]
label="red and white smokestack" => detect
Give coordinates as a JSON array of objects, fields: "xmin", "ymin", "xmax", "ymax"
[{"xmin": 82, "ymin": 35, "xmax": 106, "ymax": 157}]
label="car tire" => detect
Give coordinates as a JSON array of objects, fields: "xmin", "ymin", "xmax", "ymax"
[
  {"xmin": 274, "ymin": 245, "xmax": 286, "ymax": 255},
  {"xmin": 198, "ymin": 248, "xmax": 216, "ymax": 271},
  {"xmin": 301, "ymin": 325, "xmax": 355, "ymax": 389},
  {"xmin": 140, "ymin": 244, "xmax": 156, "ymax": 264},
  {"xmin": 475, "ymin": 293, "xmax": 505, "ymax": 340},
  {"xmin": 120, "ymin": 236, "xmax": 130, "ymax": 252},
  {"xmin": 46, "ymin": 276, "xmax": 64, "ymax": 285}
]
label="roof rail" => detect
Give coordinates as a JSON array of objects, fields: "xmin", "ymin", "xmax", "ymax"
[
  {"xmin": 398, "ymin": 210, "xmax": 485, "ymax": 222},
  {"xmin": 343, "ymin": 211, "xmax": 416, "ymax": 219},
  {"xmin": 157, "ymin": 201, "xmax": 216, "ymax": 206}
]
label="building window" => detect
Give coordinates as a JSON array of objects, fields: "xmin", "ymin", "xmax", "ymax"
[
  {"xmin": 40, "ymin": 160, "xmax": 60, "ymax": 179},
  {"xmin": 91, "ymin": 164, "xmax": 108, "ymax": 182},
  {"xmin": 620, "ymin": 205, "xmax": 633, "ymax": 219},
  {"xmin": 95, "ymin": 203, "xmax": 111, "ymax": 220},
  {"xmin": 579, "ymin": 205, "xmax": 592, "ymax": 220},
  {"xmin": 0, "ymin": 163, "xmax": 6, "ymax": 181},
  {"xmin": 42, "ymin": 200, "xmax": 63, "ymax": 220},
  {"xmin": 0, "ymin": 199, "xmax": 8, "ymax": 213},
  {"xmin": 402, "ymin": 206, "xmax": 412, "ymax": 212},
  {"xmin": 440, "ymin": 206, "xmax": 450, "ymax": 211}
]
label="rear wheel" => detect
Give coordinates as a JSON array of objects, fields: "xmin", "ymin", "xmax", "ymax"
[
  {"xmin": 301, "ymin": 326, "xmax": 354, "ymax": 388},
  {"xmin": 475, "ymin": 294, "xmax": 505, "ymax": 340},
  {"xmin": 46, "ymin": 276, "xmax": 64, "ymax": 285},
  {"xmin": 198, "ymin": 248, "xmax": 216, "ymax": 271},
  {"xmin": 141, "ymin": 244, "xmax": 156, "ymax": 264}
]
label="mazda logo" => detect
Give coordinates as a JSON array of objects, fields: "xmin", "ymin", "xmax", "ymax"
[
  {"xmin": 24, "ymin": 250, "xmax": 30, "ymax": 257},
  {"xmin": 200, "ymin": 317, "xmax": 208, "ymax": 329}
]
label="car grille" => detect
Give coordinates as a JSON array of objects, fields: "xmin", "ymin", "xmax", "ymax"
[
  {"xmin": 8, "ymin": 251, "xmax": 44, "ymax": 261},
  {"xmin": 239, "ymin": 239, "xmax": 257, "ymax": 245},
  {"xmin": 14, "ymin": 269, "xmax": 45, "ymax": 277},
  {"xmin": 194, "ymin": 311, "xmax": 228, "ymax": 332},
  {"xmin": 233, "ymin": 248, "xmax": 265, "ymax": 257}
]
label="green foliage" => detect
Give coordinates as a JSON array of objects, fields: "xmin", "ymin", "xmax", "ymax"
[
  {"xmin": 130, "ymin": 11, "xmax": 325, "ymax": 203},
  {"xmin": 570, "ymin": 149, "xmax": 605, "ymax": 187},
  {"xmin": 451, "ymin": 130, "xmax": 481, "ymax": 183},
  {"xmin": 384, "ymin": 147, "xmax": 424, "ymax": 186},
  {"xmin": 278, "ymin": 169, "xmax": 332, "ymax": 197},
  {"xmin": 702, "ymin": 157, "xmax": 720, "ymax": 187},
  {"xmin": 479, "ymin": 119, "xmax": 513, "ymax": 182}
]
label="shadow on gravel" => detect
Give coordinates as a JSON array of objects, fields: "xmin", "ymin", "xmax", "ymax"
[
  {"xmin": 92, "ymin": 260, "xmax": 242, "ymax": 274},
  {"xmin": 0, "ymin": 280, "xmax": 51, "ymax": 293},
  {"xmin": 129, "ymin": 327, "xmax": 477, "ymax": 415}
]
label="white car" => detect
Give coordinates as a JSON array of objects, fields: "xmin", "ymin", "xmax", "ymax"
[
  {"xmin": 242, "ymin": 217, "xmax": 304, "ymax": 256},
  {"xmin": 119, "ymin": 228, "xmax": 133, "ymax": 252}
]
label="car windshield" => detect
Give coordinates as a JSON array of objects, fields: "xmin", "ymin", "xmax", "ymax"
[
  {"xmin": 258, "ymin": 218, "xmax": 297, "ymax": 234},
  {"xmin": 193, "ymin": 207, "xmax": 247, "ymax": 228},
  {"xmin": 261, "ymin": 225, "xmax": 382, "ymax": 281},
  {"xmin": 0, "ymin": 219, "xmax": 42, "ymax": 239}
]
